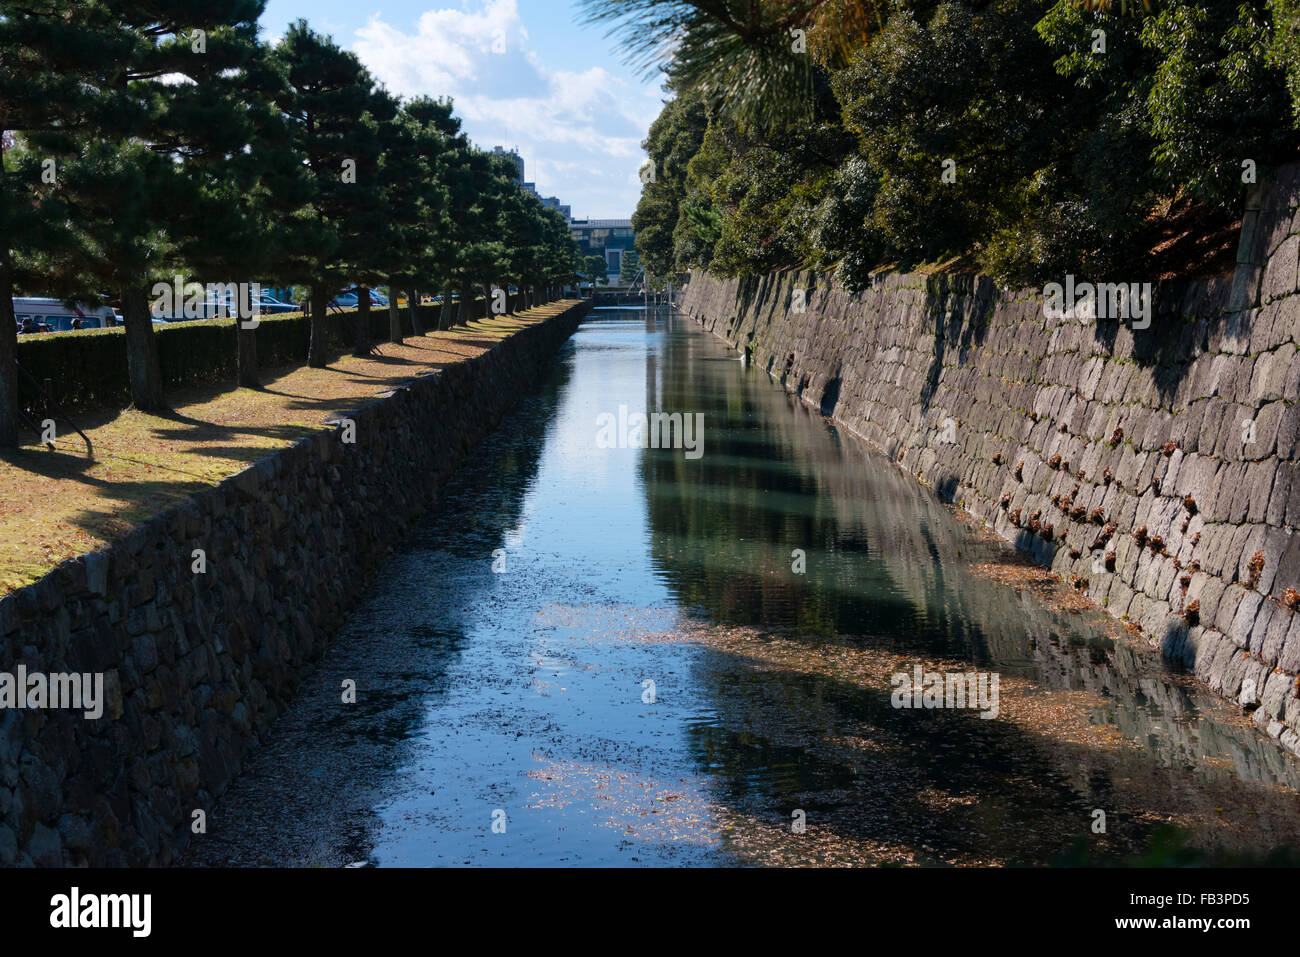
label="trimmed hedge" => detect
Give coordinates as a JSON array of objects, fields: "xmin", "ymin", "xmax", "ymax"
[{"xmin": 16, "ymin": 293, "xmax": 517, "ymax": 416}]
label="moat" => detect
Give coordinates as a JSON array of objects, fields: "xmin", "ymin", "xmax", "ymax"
[{"xmin": 183, "ymin": 307, "xmax": 1300, "ymax": 867}]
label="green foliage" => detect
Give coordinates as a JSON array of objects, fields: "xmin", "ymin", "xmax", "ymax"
[
  {"xmin": 674, "ymin": 121, "xmax": 730, "ymax": 270},
  {"xmin": 269, "ymin": 21, "xmax": 386, "ymax": 290},
  {"xmin": 579, "ymin": 0, "xmax": 818, "ymax": 129},
  {"xmin": 629, "ymin": 0, "xmax": 1299, "ymax": 288},
  {"xmin": 1272, "ymin": 0, "xmax": 1300, "ymax": 124},
  {"xmin": 671, "ymin": 77, "xmax": 852, "ymax": 278},
  {"xmin": 581, "ymin": 255, "xmax": 610, "ymax": 284},
  {"xmin": 808, "ymin": 156, "xmax": 881, "ymax": 288},
  {"xmin": 632, "ymin": 87, "xmax": 710, "ymax": 277},
  {"xmin": 618, "ymin": 250, "xmax": 641, "ymax": 284},
  {"xmin": 13, "ymin": 302, "xmax": 478, "ymax": 416},
  {"xmin": 1141, "ymin": 0, "xmax": 1292, "ymax": 208},
  {"xmin": 835, "ymin": 2, "xmax": 1070, "ymax": 273}
]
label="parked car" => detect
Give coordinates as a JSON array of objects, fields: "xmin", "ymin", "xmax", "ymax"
[
  {"xmin": 150, "ymin": 287, "xmax": 294, "ymax": 321},
  {"xmin": 155, "ymin": 301, "xmax": 228, "ymax": 322},
  {"xmin": 158, "ymin": 294, "xmax": 292, "ymax": 320},
  {"xmin": 256, "ymin": 293, "xmax": 298, "ymax": 314},
  {"xmin": 330, "ymin": 287, "xmax": 388, "ymax": 308}
]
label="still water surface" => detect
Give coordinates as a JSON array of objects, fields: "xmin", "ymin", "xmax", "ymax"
[{"xmin": 186, "ymin": 307, "xmax": 1300, "ymax": 867}]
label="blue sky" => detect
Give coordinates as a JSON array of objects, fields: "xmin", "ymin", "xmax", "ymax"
[{"xmin": 258, "ymin": 0, "xmax": 666, "ymax": 219}]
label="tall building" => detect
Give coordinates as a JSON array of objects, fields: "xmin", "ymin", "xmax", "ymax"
[
  {"xmin": 490, "ymin": 146, "xmax": 524, "ymax": 183},
  {"xmin": 493, "ymin": 147, "xmax": 632, "ymax": 280},
  {"xmin": 494, "ymin": 145, "xmax": 571, "ymax": 222}
]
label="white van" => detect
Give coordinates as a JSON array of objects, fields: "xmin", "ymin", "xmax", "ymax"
[{"xmin": 13, "ymin": 298, "xmax": 118, "ymax": 334}]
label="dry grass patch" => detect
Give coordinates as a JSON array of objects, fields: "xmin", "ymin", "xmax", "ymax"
[{"xmin": 0, "ymin": 303, "xmax": 579, "ymax": 593}]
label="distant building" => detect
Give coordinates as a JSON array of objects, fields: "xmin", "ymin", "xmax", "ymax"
[
  {"xmin": 492, "ymin": 147, "xmax": 634, "ymax": 280},
  {"xmin": 539, "ymin": 195, "xmax": 572, "ymax": 221},
  {"xmin": 570, "ymin": 219, "xmax": 635, "ymax": 281},
  {"xmin": 495, "ymin": 145, "xmax": 573, "ymax": 223},
  {"xmin": 491, "ymin": 146, "xmax": 524, "ymax": 183}
]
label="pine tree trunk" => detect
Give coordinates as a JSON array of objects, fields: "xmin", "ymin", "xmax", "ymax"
[
  {"xmin": 440, "ymin": 286, "xmax": 454, "ymax": 329},
  {"xmin": 407, "ymin": 288, "xmax": 425, "ymax": 335},
  {"xmin": 0, "ymin": 242, "xmax": 19, "ymax": 448},
  {"xmin": 0, "ymin": 147, "xmax": 16, "ymax": 448},
  {"xmin": 236, "ymin": 318, "xmax": 259, "ymax": 388},
  {"xmin": 388, "ymin": 285, "xmax": 402, "ymax": 343},
  {"xmin": 120, "ymin": 284, "xmax": 167, "ymax": 412},
  {"xmin": 354, "ymin": 285, "xmax": 370, "ymax": 357},
  {"xmin": 308, "ymin": 283, "xmax": 330, "ymax": 368},
  {"xmin": 459, "ymin": 281, "xmax": 474, "ymax": 325}
]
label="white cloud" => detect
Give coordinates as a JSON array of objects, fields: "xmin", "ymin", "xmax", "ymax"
[{"xmin": 351, "ymin": 0, "xmax": 660, "ymax": 218}]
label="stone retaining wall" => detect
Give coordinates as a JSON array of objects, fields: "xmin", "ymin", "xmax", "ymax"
[
  {"xmin": 0, "ymin": 302, "xmax": 589, "ymax": 866},
  {"xmin": 680, "ymin": 165, "xmax": 1300, "ymax": 756}
]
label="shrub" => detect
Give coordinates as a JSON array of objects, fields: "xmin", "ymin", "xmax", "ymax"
[{"xmin": 16, "ymin": 304, "xmax": 426, "ymax": 416}]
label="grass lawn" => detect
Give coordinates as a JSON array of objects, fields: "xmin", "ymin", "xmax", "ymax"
[{"xmin": 0, "ymin": 302, "xmax": 579, "ymax": 595}]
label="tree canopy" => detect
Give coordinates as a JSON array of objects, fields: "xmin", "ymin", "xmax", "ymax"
[
  {"xmin": 604, "ymin": 0, "xmax": 1300, "ymax": 289},
  {"xmin": 0, "ymin": 2, "xmax": 584, "ymax": 444}
]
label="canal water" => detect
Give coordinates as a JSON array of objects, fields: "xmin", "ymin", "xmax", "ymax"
[{"xmin": 185, "ymin": 307, "xmax": 1300, "ymax": 867}]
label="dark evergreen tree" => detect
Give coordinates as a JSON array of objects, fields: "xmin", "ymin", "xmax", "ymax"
[
  {"xmin": 0, "ymin": 0, "xmax": 131, "ymax": 442},
  {"xmin": 270, "ymin": 21, "xmax": 385, "ymax": 367}
]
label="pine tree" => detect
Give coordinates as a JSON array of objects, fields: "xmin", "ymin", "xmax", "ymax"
[
  {"xmin": 0, "ymin": 0, "xmax": 128, "ymax": 444},
  {"xmin": 502, "ymin": 189, "xmax": 552, "ymax": 313},
  {"xmin": 270, "ymin": 21, "xmax": 386, "ymax": 367},
  {"xmin": 394, "ymin": 97, "xmax": 461, "ymax": 336},
  {"xmin": 28, "ymin": 0, "xmax": 269, "ymax": 413},
  {"xmin": 348, "ymin": 85, "xmax": 397, "ymax": 357},
  {"xmin": 449, "ymin": 149, "xmax": 508, "ymax": 326},
  {"xmin": 176, "ymin": 43, "xmax": 316, "ymax": 388},
  {"xmin": 374, "ymin": 106, "xmax": 420, "ymax": 343}
]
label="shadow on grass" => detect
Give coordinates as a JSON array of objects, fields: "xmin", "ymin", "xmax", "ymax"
[
  {"xmin": 0, "ymin": 446, "xmax": 101, "ymax": 481},
  {"xmin": 143, "ymin": 408, "xmax": 320, "ymax": 446},
  {"xmin": 1, "ymin": 448, "xmax": 221, "ymax": 546}
]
